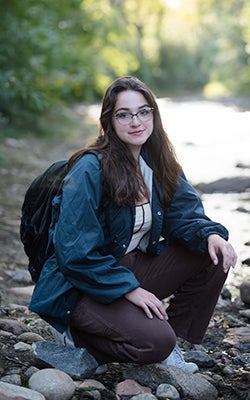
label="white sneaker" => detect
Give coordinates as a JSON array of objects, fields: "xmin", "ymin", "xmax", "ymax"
[{"xmin": 162, "ymin": 344, "xmax": 199, "ymax": 373}]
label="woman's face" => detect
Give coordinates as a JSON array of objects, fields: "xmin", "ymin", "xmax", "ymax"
[{"xmin": 112, "ymin": 90, "xmax": 153, "ymax": 158}]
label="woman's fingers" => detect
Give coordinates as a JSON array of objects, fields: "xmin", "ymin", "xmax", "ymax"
[{"xmin": 125, "ymin": 287, "xmax": 168, "ymax": 320}]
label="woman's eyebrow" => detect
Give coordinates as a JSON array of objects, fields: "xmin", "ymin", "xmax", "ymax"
[{"xmin": 115, "ymin": 104, "xmax": 149, "ymax": 113}]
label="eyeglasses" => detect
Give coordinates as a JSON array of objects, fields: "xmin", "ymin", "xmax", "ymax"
[{"xmin": 113, "ymin": 107, "xmax": 154, "ymax": 125}]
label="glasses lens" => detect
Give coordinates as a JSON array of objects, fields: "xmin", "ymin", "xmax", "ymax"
[
  {"xmin": 117, "ymin": 113, "xmax": 131, "ymax": 125},
  {"xmin": 114, "ymin": 108, "xmax": 153, "ymax": 125},
  {"xmin": 138, "ymin": 108, "xmax": 153, "ymax": 121}
]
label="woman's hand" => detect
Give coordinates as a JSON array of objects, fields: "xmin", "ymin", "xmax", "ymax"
[
  {"xmin": 124, "ymin": 287, "xmax": 168, "ymax": 320},
  {"xmin": 207, "ymin": 234, "xmax": 237, "ymax": 273}
]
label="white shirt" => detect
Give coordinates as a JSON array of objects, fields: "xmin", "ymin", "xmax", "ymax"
[{"xmin": 126, "ymin": 157, "xmax": 153, "ymax": 254}]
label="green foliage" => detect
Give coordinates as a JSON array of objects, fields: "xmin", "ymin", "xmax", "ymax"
[
  {"xmin": 0, "ymin": 0, "xmax": 249, "ymax": 136},
  {"xmin": 195, "ymin": 0, "xmax": 250, "ymax": 94}
]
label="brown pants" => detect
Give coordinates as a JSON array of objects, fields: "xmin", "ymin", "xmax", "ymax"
[{"xmin": 70, "ymin": 242, "xmax": 227, "ymax": 364}]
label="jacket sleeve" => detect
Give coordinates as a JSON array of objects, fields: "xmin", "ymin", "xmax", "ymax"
[
  {"xmin": 52, "ymin": 154, "xmax": 139, "ymax": 303},
  {"xmin": 163, "ymin": 172, "xmax": 229, "ymax": 253}
]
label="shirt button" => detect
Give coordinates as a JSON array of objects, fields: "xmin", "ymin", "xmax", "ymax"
[
  {"xmin": 157, "ymin": 211, "xmax": 162, "ymax": 216},
  {"xmin": 152, "ymin": 241, "xmax": 156, "ymax": 245},
  {"xmin": 122, "ymin": 244, "xmax": 127, "ymax": 248},
  {"xmin": 66, "ymin": 311, "xmax": 71, "ymax": 315}
]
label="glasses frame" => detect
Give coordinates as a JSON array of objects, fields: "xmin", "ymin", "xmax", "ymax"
[{"xmin": 113, "ymin": 107, "xmax": 154, "ymax": 125}]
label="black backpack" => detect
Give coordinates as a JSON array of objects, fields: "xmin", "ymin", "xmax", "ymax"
[
  {"xmin": 20, "ymin": 160, "xmax": 69, "ymax": 282},
  {"xmin": 20, "ymin": 150, "xmax": 101, "ymax": 282}
]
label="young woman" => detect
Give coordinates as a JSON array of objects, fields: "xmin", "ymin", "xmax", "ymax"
[{"xmin": 29, "ymin": 76, "xmax": 237, "ymax": 373}]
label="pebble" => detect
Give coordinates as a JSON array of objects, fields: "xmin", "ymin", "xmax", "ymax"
[
  {"xmin": 222, "ymin": 366, "xmax": 235, "ymax": 375},
  {"xmin": 6, "ymin": 304, "xmax": 28, "ymax": 313},
  {"xmin": 184, "ymin": 349, "xmax": 215, "ymax": 368},
  {"xmin": 79, "ymin": 379, "xmax": 105, "ymax": 390},
  {"xmin": 130, "ymin": 394, "xmax": 157, "ymax": 400},
  {"xmin": 0, "ymin": 374, "xmax": 22, "ymax": 385},
  {"xmin": 0, "ymin": 329, "xmax": 15, "ymax": 338},
  {"xmin": 14, "ymin": 341, "xmax": 32, "ymax": 352},
  {"xmin": 8, "ymin": 285, "xmax": 34, "ymax": 297},
  {"xmin": 223, "ymin": 326, "xmax": 250, "ymax": 346},
  {"xmin": 78, "ymin": 389, "xmax": 102, "ymax": 400},
  {"xmin": 239, "ymin": 309, "xmax": 250, "ymax": 319},
  {"xmin": 239, "ymin": 281, "xmax": 250, "ymax": 305},
  {"xmin": 18, "ymin": 332, "xmax": 45, "ymax": 343},
  {"xmin": 0, "ymin": 318, "xmax": 30, "ymax": 335},
  {"xmin": 0, "ymin": 381, "xmax": 45, "ymax": 400},
  {"xmin": 29, "ymin": 368, "xmax": 76, "ymax": 400},
  {"xmin": 4, "ymin": 269, "xmax": 32, "ymax": 284},
  {"xmin": 115, "ymin": 379, "xmax": 152, "ymax": 396},
  {"xmin": 156, "ymin": 383, "xmax": 180, "ymax": 399}
]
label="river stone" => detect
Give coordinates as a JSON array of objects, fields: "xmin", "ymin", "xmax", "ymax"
[
  {"xmin": 29, "ymin": 368, "xmax": 75, "ymax": 400},
  {"xmin": 18, "ymin": 332, "xmax": 45, "ymax": 343},
  {"xmin": 184, "ymin": 350, "xmax": 215, "ymax": 368},
  {"xmin": 123, "ymin": 363, "xmax": 218, "ymax": 400},
  {"xmin": 0, "ymin": 381, "xmax": 45, "ymax": 400},
  {"xmin": 115, "ymin": 379, "xmax": 152, "ymax": 396},
  {"xmin": 239, "ymin": 281, "xmax": 250, "ymax": 305},
  {"xmin": 130, "ymin": 395, "xmax": 158, "ymax": 400},
  {"xmin": 156, "ymin": 383, "xmax": 180, "ymax": 399},
  {"xmin": 32, "ymin": 341, "xmax": 98, "ymax": 378},
  {"xmin": 0, "ymin": 318, "xmax": 30, "ymax": 335}
]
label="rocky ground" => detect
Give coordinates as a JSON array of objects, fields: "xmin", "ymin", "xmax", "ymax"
[{"xmin": 0, "ymin": 97, "xmax": 250, "ymax": 399}]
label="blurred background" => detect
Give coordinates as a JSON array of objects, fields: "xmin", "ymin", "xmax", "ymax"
[{"xmin": 0, "ymin": 0, "xmax": 249, "ymax": 137}]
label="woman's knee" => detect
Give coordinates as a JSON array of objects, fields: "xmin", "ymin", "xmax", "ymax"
[{"xmin": 135, "ymin": 321, "xmax": 176, "ymax": 364}]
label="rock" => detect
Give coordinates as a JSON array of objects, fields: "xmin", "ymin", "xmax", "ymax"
[
  {"xmin": 223, "ymin": 326, "xmax": 250, "ymax": 346},
  {"xmin": 0, "ymin": 319, "xmax": 30, "ymax": 335},
  {"xmin": 239, "ymin": 309, "xmax": 250, "ymax": 319},
  {"xmin": 233, "ymin": 353, "xmax": 250, "ymax": 369},
  {"xmin": 123, "ymin": 364, "xmax": 218, "ymax": 400},
  {"xmin": 130, "ymin": 394, "xmax": 157, "ymax": 400},
  {"xmin": 0, "ymin": 329, "xmax": 15, "ymax": 338},
  {"xmin": 0, "ymin": 374, "xmax": 22, "ymax": 385},
  {"xmin": 221, "ymin": 286, "xmax": 232, "ymax": 300},
  {"xmin": 24, "ymin": 366, "xmax": 40, "ymax": 378},
  {"xmin": 0, "ymin": 381, "xmax": 45, "ymax": 400},
  {"xmin": 4, "ymin": 270, "xmax": 32, "ymax": 284},
  {"xmin": 29, "ymin": 368, "xmax": 75, "ymax": 400},
  {"xmin": 8, "ymin": 286, "xmax": 34, "ymax": 297},
  {"xmin": 184, "ymin": 350, "xmax": 215, "ymax": 368},
  {"xmin": 78, "ymin": 389, "xmax": 101, "ymax": 400},
  {"xmin": 156, "ymin": 383, "xmax": 180, "ymax": 399},
  {"xmin": 6, "ymin": 304, "xmax": 28, "ymax": 313},
  {"xmin": 222, "ymin": 366, "xmax": 235, "ymax": 375},
  {"xmin": 14, "ymin": 342, "xmax": 32, "ymax": 352},
  {"xmin": 115, "ymin": 379, "xmax": 152, "ymax": 396},
  {"xmin": 32, "ymin": 341, "xmax": 98, "ymax": 378},
  {"xmin": 240, "ymin": 281, "xmax": 250, "ymax": 305},
  {"xmin": 18, "ymin": 332, "xmax": 45, "ymax": 344},
  {"xmin": 79, "ymin": 379, "xmax": 105, "ymax": 390},
  {"xmin": 0, "ymin": 393, "xmax": 28, "ymax": 400},
  {"xmin": 196, "ymin": 176, "xmax": 250, "ymax": 193}
]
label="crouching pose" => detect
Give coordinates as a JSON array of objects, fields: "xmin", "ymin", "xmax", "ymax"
[{"xmin": 29, "ymin": 76, "xmax": 237, "ymax": 373}]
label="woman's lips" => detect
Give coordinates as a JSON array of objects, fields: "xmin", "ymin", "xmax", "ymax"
[{"xmin": 128, "ymin": 130, "xmax": 144, "ymax": 135}]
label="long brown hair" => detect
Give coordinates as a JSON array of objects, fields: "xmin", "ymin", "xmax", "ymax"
[{"xmin": 68, "ymin": 76, "xmax": 182, "ymax": 208}]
